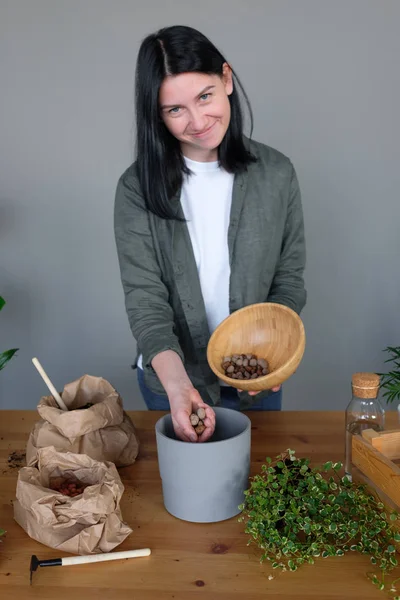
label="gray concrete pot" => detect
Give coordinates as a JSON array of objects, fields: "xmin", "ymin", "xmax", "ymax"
[{"xmin": 155, "ymin": 407, "xmax": 251, "ymax": 523}]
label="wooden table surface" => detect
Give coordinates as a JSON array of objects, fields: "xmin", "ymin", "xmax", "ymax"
[{"xmin": 0, "ymin": 410, "xmax": 399, "ymax": 599}]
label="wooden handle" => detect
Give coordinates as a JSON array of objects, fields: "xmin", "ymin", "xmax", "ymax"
[
  {"xmin": 61, "ymin": 548, "xmax": 151, "ymax": 566},
  {"xmin": 32, "ymin": 357, "xmax": 68, "ymax": 411}
]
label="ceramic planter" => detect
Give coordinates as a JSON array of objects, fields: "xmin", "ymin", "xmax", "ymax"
[{"xmin": 155, "ymin": 407, "xmax": 251, "ymax": 523}]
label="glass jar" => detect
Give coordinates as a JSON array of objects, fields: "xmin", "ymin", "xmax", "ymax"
[{"xmin": 344, "ymin": 372, "xmax": 385, "ymax": 480}]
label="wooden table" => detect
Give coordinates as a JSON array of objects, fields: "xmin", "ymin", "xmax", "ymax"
[{"xmin": 0, "ymin": 410, "xmax": 398, "ymax": 599}]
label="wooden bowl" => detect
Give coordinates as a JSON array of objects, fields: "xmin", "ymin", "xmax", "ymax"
[{"xmin": 207, "ymin": 303, "xmax": 306, "ymax": 392}]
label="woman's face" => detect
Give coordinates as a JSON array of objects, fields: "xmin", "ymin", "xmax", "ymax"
[{"xmin": 159, "ymin": 64, "xmax": 233, "ymax": 162}]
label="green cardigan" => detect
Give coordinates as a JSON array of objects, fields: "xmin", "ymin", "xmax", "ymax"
[{"xmin": 114, "ymin": 138, "xmax": 306, "ymax": 408}]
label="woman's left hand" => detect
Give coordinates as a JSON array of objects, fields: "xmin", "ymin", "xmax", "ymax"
[{"xmin": 238, "ymin": 385, "xmax": 281, "ymax": 396}]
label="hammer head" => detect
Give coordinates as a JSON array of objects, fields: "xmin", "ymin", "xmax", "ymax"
[{"xmin": 30, "ymin": 555, "xmax": 40, "ymax": 585}]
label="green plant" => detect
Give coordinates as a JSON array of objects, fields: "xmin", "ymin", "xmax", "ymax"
[
  {"xmin": 0, "ymin": 296, "xmax": 18, "ymax": 371},
  {"xmin": 0, "ymin": 296, "xmax": 17, "ymax": 542},
  {"xmin": 379, "ymin": 347, "xmax": 400, "ymax": 405},
  {"xmin": 239, "ymin": 449, "xmax": 400, "ymax": 597}
]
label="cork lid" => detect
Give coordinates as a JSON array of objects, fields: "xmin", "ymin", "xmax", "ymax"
[{"xmin": 352, "ymin": 372, "xmax": 380, "ymax": 398}]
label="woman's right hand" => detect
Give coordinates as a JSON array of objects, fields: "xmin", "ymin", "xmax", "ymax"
[
  {"xmin": 169, "ymin": 385, "xmax": 216, "ymax": 443},
  {"xmin": 151, "ymin": 349, "xmax": 216, "ymax": 443}
]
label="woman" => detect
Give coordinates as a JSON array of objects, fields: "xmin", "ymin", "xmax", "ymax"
[{"xmin": 114, "ymin": 25, "xmax": 306, "ymax": 443}]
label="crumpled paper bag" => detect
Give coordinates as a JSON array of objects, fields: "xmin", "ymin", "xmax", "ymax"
[
  {"xmin": 26, "ymin": 375, "xmax": 139, "ymax": 468},
  {"xmin": 14, "ymin": 446, "xmax": 133, "ymax": 554}
]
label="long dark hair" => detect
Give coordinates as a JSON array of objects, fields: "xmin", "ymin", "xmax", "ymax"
[{"xmin": 135, "ymin": 25, "xmax": 256, "ymax": 219}]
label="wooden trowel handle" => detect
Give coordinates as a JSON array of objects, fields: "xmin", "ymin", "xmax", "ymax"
[{"xmin": 62, "ymin": 548, "xmax": 151, "ymax": 566}]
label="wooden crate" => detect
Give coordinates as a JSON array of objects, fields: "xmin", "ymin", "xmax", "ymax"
[{"xmin": 352, "ymin": 430, "xmax": 400, "ymax": 549}]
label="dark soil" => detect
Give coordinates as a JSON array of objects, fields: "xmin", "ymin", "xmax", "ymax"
[
  {"xmin": 7, "ymin": 450, "xmax": 26, "ymax": 469},
  {"xmin": 72, "ymin": 402, "xmax": 94, "ymax": 410}
]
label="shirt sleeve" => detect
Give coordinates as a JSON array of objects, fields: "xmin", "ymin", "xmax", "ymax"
[
  {"xmin": 114, "ymin": 169, "xmax": 185, "ymax": 369},
  {"xmin": 267, "ymin": 163, "xmax": 307, "ymax": 314}
]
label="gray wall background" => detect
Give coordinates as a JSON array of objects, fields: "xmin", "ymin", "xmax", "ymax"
[{"xmin": 1, "ymin": 0, "xmax": 399, "ymax": 410}]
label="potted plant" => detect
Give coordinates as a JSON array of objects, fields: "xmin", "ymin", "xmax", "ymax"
[
  {"xmin": 240, "ymin": 449, "xmax": 400, "ymax": 597},
  {"xmin": 380, "ymin": 347, "xmax": 400, "ymax": 408},
  {"xmin": 0, "ymin": 295, "xmax": 18, "ymax": 542}
]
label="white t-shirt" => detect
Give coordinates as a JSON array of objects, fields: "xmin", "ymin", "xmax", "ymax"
[
  {"xmin": 137, "ymin": 156, "xmax": 233, "ymax": 371},
  {"xmin": 180, "ymin": 156, "xmax": 233, "ymax": 334}
]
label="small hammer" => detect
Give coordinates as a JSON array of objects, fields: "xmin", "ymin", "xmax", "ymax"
[{"xmin": 30, "ymin": 548, "xmax": 151, "ymax": 584}]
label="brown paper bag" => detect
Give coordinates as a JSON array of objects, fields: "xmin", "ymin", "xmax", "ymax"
[
  {"xmin": 26, "ymin": 375, "xmax": 139, "ymax": 468},
  {"xmin": 14, "ymin": 446, "xmax": 133, "ymax": 554}
]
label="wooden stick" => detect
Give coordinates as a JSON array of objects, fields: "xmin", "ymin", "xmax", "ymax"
[
  {"xmin": 62, "ymin": 548, "xmax": 151, "ymax": 566},
  {"xmin": 32, "ymin": 357, "xmax": 68, "ymax": 411}
]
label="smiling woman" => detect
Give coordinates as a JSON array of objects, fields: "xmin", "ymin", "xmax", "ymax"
[
  {"xmin": 159, "ymin": 71, "xmax": 233, "ymax": 161},
  {"xmin": 114, "ymin": 25, "xmax": 307, "ymax": 443},
  {"xmin": 133, "ymin": 25, "xmax": 255, "ymax": 219}
]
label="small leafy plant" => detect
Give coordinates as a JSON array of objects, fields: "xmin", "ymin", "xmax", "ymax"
[
  {"xmin": 239, "ymin": 450, "xmax": 400, "ymax": 597},
  {"xmin": 0, "ymin": 296, "xmax": 18, "ymax": 371},
  {"xmin": 0, "ymin": 295, "xmax": 18, "ymax": 543},
  {"xmin": 379, "ymin": 347, "xmax": 400, "ymax": 405}
]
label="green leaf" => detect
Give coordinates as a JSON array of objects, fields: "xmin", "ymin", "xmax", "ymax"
[
  {"xmin": 387, "ymin": 545, "xmax": 396, "ymax": 553},
  {"xmin": 0, "ymin": 297, "xmax": 18, "ymax": 371},
  {"xmin": 390, "ymin": 513, "xmax": 398, "ymax": 521},
  {"xmin": 329, "ymin": 523, "xmax": 337, "ymax": 532},
  {"xmin": 0, "ymin": 349, "xmax": 19, "ymax": 371}
]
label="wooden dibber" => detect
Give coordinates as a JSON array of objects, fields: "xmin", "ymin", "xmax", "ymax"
[{"xmin": 32, "ymin": 357, "xmax": 68, "ymax": 411}]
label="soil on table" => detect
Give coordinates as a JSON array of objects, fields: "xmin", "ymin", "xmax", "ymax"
[{"xmin": 2, "ymin": 450, "xmax": 26, "ymax": 474}]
